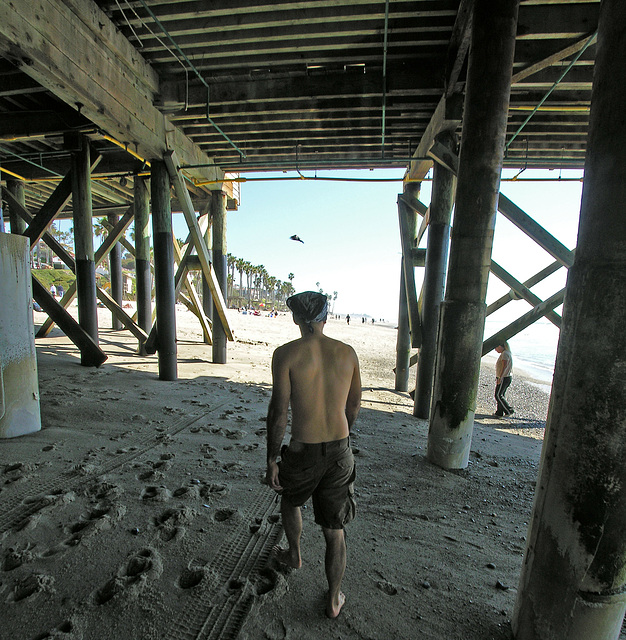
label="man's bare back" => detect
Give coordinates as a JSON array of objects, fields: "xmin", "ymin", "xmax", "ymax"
[
  {"xmin": 272, "ymin": 333, "xmax": 361, "ymax": 444},
  {"xmin": 265, "ymin": 291, "xmax": 361, "ymax": 619}
]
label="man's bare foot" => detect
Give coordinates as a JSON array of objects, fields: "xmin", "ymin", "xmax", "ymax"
[
  {"xmin": 272, "ymin": 545, "xmax": 301, "ymax": 569},
  {"xmin": 326, "ymin": 591, "xmax": 346, "ymax": 619}
]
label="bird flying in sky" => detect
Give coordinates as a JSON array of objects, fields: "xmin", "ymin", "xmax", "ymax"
[{"xmin": 290, "ymin": 234, "xmax": 304, "ymax": 243}]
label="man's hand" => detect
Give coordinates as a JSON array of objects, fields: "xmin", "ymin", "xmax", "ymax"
[{"xmin": 266, "ymin": 460, "xmax": 283, "ymax": 492}]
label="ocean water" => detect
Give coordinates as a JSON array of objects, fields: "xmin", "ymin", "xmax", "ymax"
[{"xmin": 483, "ymin": 317, "xmax": 560, "ymax": 393}]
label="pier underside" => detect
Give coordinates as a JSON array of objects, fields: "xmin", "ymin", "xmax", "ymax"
[{"xmin": 0, "ymin": 1, "xmax": 624, "ymax": 638}]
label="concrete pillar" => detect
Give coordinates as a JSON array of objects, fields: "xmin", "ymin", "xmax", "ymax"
[
  {"xmin": 107, "ymin": 213, "xmax": 123, "ymax": 330},
  {"xmin": 6, "ymin": 179, "xmax": 27, "ymax": 235},
  {"xmin": 134, "ymin": 177, "xmax": 151, "ymax": 335},
  {"xmin": 414, "ymin": 133, "xmax": 456, "ymax": 418},
  {"xmin": 211, "ymin": 190, "xmax": 228, "ymax": 364},
  {"xmin": 395, "ymin": 182, "xmax": 419, "ymax": 391},
  {"xmin": 71, "ymin": 137, "xmax": 99, "ymax": 362},
  {"xmin": 427, "ymin": 0, "xmax": 519, "ymax": 468},
  {"xmin": 513, "ymin": 2, "xmax": 626, "ymax": 638},
  {"xmin": 151, "ymin": 160, "xmax": 177, "ymax": 381},
  {"xmin": 0, "ymin": 234, "xmax": 41, "ymax": 438}
]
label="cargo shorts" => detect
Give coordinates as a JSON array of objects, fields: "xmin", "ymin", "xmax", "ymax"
[{"xmin": 278, "ymin": 436, "xmax": 356, "ymax": 530}]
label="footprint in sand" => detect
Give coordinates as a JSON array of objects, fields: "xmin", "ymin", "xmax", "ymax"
[
  {"xmin": 377, "ymin": 580, "xmax": 398, "ymax": 596},
  {"xmin": 213, "ymin": 508, "xmax": 239, "ymax": 524},
  {"xmin": 85, "ymin": 481, "xmax": 123, "ymax": 501},
  {"xmin": 141, "ymin": 486, "xmax": 172, "ymax": 502},
  {"xmin": 254, "ymin": 567, "xmax": 283, "ymax": 596},
  {"xmin": 31, "ymin": 618, "xmax": 76, "ymax": 639},
  {"xmin": 93, "ymin": 548, "xmax": 162, "ymax": 605},
  {"xmin": 7, "ymin": 573, "xmax": 55, "ymax": 603},
  {"xmin": 172, "ymin": 485, "xmax": 201, "ymax": 499},
  {"xmin": 2, "ymin": 545, "xmax": 36, "ymax": 571},
  {"xmin": 154, "ymin": 507, "xmax": 196, "ymax": 542},
  {"xmin": 200, "ymin": 483, "xmax": 230, "ymax": 498},
  {"xmin": 175, "ymin": 565, "xmax": 219, "ymax": 591}
]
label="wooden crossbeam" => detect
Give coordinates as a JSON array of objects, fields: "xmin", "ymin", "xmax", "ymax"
[
  {"xmin": 37, "ymin": 209, "xmax": 136, "ymax": 338},
  {"xmin": 490, "ymin": 260, "xmax": 562, "ymax": 328},
  {"xmin": 24, "ymin": 150, "xmax": 101, "ymax": 248},
  {"xmin": 31, "ymin": 277, "xmax": 107, "ymax": 367},
  {"xmin": 2, "ymin": 187, "xmax": 76, "ymax": 271},
  {"xmin": 143, "ymin": 215, "xmax": 212, "ymax": 355},
  {"xmin": 497, "ymin": 193, "xmax": 575, "ymax": 268},
  {"xmin": 172, "ymin": 235, "xmax": 213, "ymax": 344},
  {"xmin": 482, "ymin": 289, "xmax": 566, "ymax": 356},
  {"xmin": 486, "ymin": 259, "xmax": 565, "ymax": 317}
]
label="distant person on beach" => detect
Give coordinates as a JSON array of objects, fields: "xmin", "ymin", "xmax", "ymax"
[
  {"xmin": 494, "ymin": 341, "xmax": 514, "ymax": 417},
  {"xmin": 346, "ymin": 314, "xmax": 350, "ymax": 325},
  {"xmin": 266, "ymin": 291, "xmax": 361, "ymax": 618}
]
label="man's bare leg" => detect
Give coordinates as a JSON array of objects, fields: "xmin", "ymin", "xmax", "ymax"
[
  {"xmin": 273, "ymin": 501, "xmax": 302, "ymax": 569},
  {"xmin": 322, "ymin": 527, "xmax": 346, "ymax": 618}
]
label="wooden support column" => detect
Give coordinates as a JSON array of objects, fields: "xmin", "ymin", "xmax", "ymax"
[
  {"xmin": 134, "ymin": 178, "xmax": 151, "ymax": 335},
  {"xmin": 414, "ymin": 132, "xmax": 456, "ymax": 419},
  {"xmin": 107, "ymin": 213, "xmax": 123, "ymax": 330},
  {"xmin": 427, "ymin": 0, "xmax": 519, "ymax": 469},
  {"xmin": 6, "ymin": 179, "xmax": 27, "ymax": 235},
  {"xmin": 151, "ymin": 160, "xmax": 177, "ymax": 381},
  {"xmin": 394, "ymin": 264, "xmax": 411, "ymax": 391},
  {"xmin": 513, "ymin": 2, "xmax": 626, "ymax": 637},
  {"xmin": 211, "ymin": 190, "xmax": 228, "ymax": 364},
  {"xmin": 71, "ymin": 137, "xmax": 99, "ymax": 362},
  {"xmin": 395, "ymin": 182, "xmax": 420, "ymax": 391},
  {"xmin": 202, "ymin": 206, "xmax": 214, "ymax": 342}
]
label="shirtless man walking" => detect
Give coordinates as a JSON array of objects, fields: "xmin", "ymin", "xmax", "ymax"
[{"xmin": 266, "ymin": 291, "xmax": 361, "ymax": 618}]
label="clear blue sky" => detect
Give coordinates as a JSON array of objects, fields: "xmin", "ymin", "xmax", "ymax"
[{"xmin": 171, "ymin": 167, "xmax": 583, "ymax": 322}]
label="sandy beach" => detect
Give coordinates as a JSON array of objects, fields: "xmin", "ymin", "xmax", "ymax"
[{"xmin": 0, "ymin": 306, "xmax": 555, "ymax": 640}]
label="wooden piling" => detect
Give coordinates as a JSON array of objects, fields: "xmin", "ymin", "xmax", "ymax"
[
  {"xmin": 151, "ymin": 160, "xmax": 177, "ymax": 381},
  {"xmin": 211, "ymin": 190, "xmax": 228, "ymax": 364},
  {"xmin": 427, "ymin": 0, "xmax": 519, "ymax": 468},
  {"xmin": 513, "ymin": 1, "xmax": 626, "ymax": 637},
  {"xmin": 6, "ymin": 180, "xmax": 27, "ymax": 235},
  {"xmin": 134, "ymin": 177, "xmax": 151, "ymax": 335},
  {"xmin": 71, "ymin": 137, "xmax": 99, "ymax": 363},
  {"xmin": 414, "ymin": 132, "xmax": 456, "ymax": 419},
  {"xmin": 107, "ymin": 213, "xmax": 123, "ymax": 330}
]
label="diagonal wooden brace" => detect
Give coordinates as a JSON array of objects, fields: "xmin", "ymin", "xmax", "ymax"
[
  {"xmin": 163, "ymin": 151, "xmax": 233, "ymax": 341},
  {"xmin": 37, "ymin": 208, "xmax": 135, "ymax": 337},
  {"xmin": 172, "ymin": 235, "xmax": 212, "ymax": 344},
  {"xmin": 31, "ymin": 277, "xmax": 107, "ymax": 367},
  {"xmin": 24, "ymin": 150, "xmax": 102, "ymax": 248}
]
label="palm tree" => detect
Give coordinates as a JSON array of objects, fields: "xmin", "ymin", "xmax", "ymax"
[
  {"xmin": 226, "ymin": 253, "xmax": 235, "ymax": 300},
  {"xmin": 267, "ymin": 276, "xmax": 277, "ymax": 306},
  {"xmin": 236, "ymin": 258, "xmax": 246, "ymax": 298},
  {"xmin": 93, "ymin": 217, "xmax": 109, "ymax": 247},
  {"xmin": 244, "ymin": 262, "xmax": 254, "ymax": 307}
]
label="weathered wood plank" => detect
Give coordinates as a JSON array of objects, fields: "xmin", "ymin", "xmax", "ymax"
[{"xmin": 0, "ymin": 0, "xmax": 221, "ymax": 184}]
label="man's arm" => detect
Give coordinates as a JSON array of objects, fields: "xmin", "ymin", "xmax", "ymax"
[
  {"xmin": 345, "ymin": 349, "xmax": 362, "ymax": 430},
  {"xmin": 266, "ymin": 347, "xmax": 291, "ymax": 491}
]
